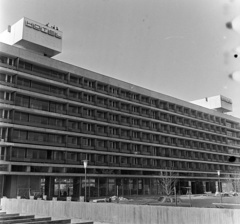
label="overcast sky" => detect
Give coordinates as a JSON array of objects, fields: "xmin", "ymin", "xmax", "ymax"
[{"xmin": 1, "ymin": 0, "xmax": 240, "ymax": 118}]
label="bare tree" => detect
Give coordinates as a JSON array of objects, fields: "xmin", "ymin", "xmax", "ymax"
[
  {"xmin": 230, "ymin": 172, "xmax": 240, "ymax": 192},
  {"xmin": 158, "ymin": 170, "xmax": 179, "ymax": 196}
]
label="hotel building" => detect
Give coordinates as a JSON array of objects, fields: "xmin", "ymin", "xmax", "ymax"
[{"xmin": 0, "ymin": 18, "xmax": 240, "ymax": 199}]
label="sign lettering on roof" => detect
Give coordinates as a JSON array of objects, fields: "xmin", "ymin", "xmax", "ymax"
[{"xmin": 25, "ymin": 21, "xmax": 62, "ymax": 39}]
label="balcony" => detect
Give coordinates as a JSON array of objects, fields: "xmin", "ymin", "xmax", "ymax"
[
  {"xmin": 65, "ymin": 159, "xmax": 80, "ymax": 165},
  {"xmin": 141, "ymin": 151, "xmax": 151, "ymax": 155},
  {"xmin": 67, "ymin": 127, "xmax": 80, "ymax": 132},
  {"xmin": 108, "ymin": 161, "xmax": 119, "ymax": 166},
  {"xmin": 67, "ymin": 110, "xmax": 81, "ymax": 117},
  {"xmin": 11, "ymin": 138, "xmax": 65, "ymax": 147},
  {"xmin": 120, "ymin": 148, "xmax": 131, "ymax": 153},
  {"xmin": 121, "ymin": 120, "xmax": 130, "ymax": 126},
  {"xmin": 120, "ymin": 163, "xmax": 131, "ymax": 167},
  {"xmin": 69, "ymin": 81, "xmax": 81, "ymax": 88},
  {"xmin": 95, "ymin": 161, "xmax": 108, "ymax": 166},
  {"xmin": 66, "ymin": 143, "xmax": 80, "ymax": 148},
  {"xmin": 108, "ymin": 147, "xmax": 119, "ymax": 152},
  {"xmin": 18, "ymin": 67, "xmax": 67, "ymax": 83},
  {"xmin": 68, "ymin": 95, "xmax": 82, "ymax": 103}
]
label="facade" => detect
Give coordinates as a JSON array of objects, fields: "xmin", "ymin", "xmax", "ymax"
[{"xmin": 0, "ymin": 18, "xmax": 240, "ymax": 200}]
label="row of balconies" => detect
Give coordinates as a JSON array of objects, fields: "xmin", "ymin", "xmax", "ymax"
[
  {"xmin": 1, "ymin": 89, "xmax": 238, "ymax": 141},
  {"xmin": 5, "ymin": 136, "xmax": 234, "ymax": 167},
  {"xmin": 8, "ymin": 160, "xmax": 231, "ymax": 174},
  {"xmin": 9, "ymin": 106, "xmax": 237, "ymax": 145},
  {"xmin": 0, "ymin": 58, "xmax": 233, "ymax": 128},
  {"xmin": 12, "ymin": 82, "xmax": 232, "ymax": 130},
  {"xmin": 9, "ymin": 127, "xmax": 229, "ymax": 154},
  {"xmin": 4, "ymin": 107, "xmax": 234, "ymax": 144}
]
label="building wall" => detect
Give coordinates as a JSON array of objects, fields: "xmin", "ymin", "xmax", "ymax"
[{"xmin": 0, "ymin": 42, "xmax": 240, "ymax": 198}]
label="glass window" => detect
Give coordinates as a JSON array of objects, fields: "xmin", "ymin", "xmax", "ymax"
[
  {"xmin": 31, "ymin": 81, "xmax": 49, "ymax": 92},
  {"xmin": 13, "ymin": 130, "xmax": 27, "ymax": 139},
  {"xmin": 29, "ymin": 114, "xmax": 48, "ymax": 124},
  {"xmin": 30, "ymin": 98, "xmax": 49, "ymax": 111},
  {"xmin": 17, "ymin": 77, "xmax": 31, "ymax": 87}
]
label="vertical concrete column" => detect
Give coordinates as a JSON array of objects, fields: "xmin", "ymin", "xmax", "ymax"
[
  {"xmin": 188, "ymin": 181, "xmax": 192, "ymax": 194},
  {"xmin": 67, "ymin": 73, "xmax": 70, "ymax": 83},
  {"xmin": 79, "ymin": 177, "xmax": 81, "ymax": 198},
  {"xmin": 215, "ymin": 181, "xmax": 219, "ymax": 192},
  {"xmin": 203, "ymin": 181, "xmax": 206, "ymax": 192}
]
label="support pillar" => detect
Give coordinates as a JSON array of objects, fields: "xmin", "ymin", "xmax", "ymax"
[
  {"xmin": 215, "ymin": 181, "xmax": 219, "ymax": 193},
  {"xmin": 203, "ymin": 181, "xmax": 206, "ymax": 192},
  {"xmin": 188, "ymin": 181, "xmax": 192, "ymax": 194}
]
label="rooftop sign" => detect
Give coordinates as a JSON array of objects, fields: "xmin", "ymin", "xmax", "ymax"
[
  {"xmin": 0, "ymin": 17, "xmax": 62, "ymax": 57},
  {"xmin": 25, "ymin": 20, "xmax": 62, "ymax": 39}
]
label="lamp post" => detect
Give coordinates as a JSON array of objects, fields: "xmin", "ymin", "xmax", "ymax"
[
  {"xmin": 217, "ymin": 170, "xmax": 222, "ymax": 203},
  {"xmin": 83, "ymin": 159, "xmax": 88, "ymax": 202}
]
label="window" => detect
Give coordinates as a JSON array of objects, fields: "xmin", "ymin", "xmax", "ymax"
[
  {"xmin": 67, "ymin": 152, "xmax": 77, "ymax": 160},
  {"xmin": 83, "ymin": 122, "xmax": 94, "ymax": 132},
  {"xmin": 69, "ymin": 105, "xmax": 78, "ymax": 114},
  {"xmin": 48, "ymin": 134, "xmax": 63, "ymax": 143},
  {"xmin": 96, "ymin": 110, "xmax": 107, "ymax": 120},
  {"xmin": 132, "ymin": 131, "xmax": 140, "ymax": 139},
  {"xmin": 17, "ymin": 77, "xmax": 31, "ymax": 87},
  {"xmin": 49, "ymin": 117, "xmax": 63, "ymax": 127},
  {"xmin": 109, "ymin": 100, "xmax": 118, "ymax": 108},
  {"xmin": 12, "ymin": 147, "xmax": 25, "ymax": 158},
  {"xmin": 28, "ymin": 132, "xmax": 48, "ymax": 142},
  {"xmin": 97, "ymin": 125, "xmax": 107, "ymax": 134},
  {"xmin": 70, "ymin": 76, "xmax": 78, "ymax": 83},
  {"xmin": 109, "ymin": 141, "xmax": 119, "ymax": 150},
  {"xmin": 29, "ymin": 114, "xmax": 48, "ymax": 125},
  {"xmin": 39, "ymin": 150, "xmax": 47, "ymax": 159},
  {"xmin": 68, "ymin": 136, "xmax": 78, "ymax": 145},
  {"xmin": 53, "ymin": 151, "xmax": 64, "ymax": 160},
  {"xmin": 132, "ymin": 106, "xmax": 140, "ymax": 113},
  {"xmin": 83, "ymin": 79, "xmax": 95, "ymax": 88},
  {"xmin": 82, "ymin": 138, "xmax": 94, "ymax": 147},
  {"xmin": 83, "ymin": 108, "xmax": 94, "ymax": 117},
  {"xmin": 31, "ymin": 81, "xmax": 49, "ymax": 92},
  {"xmin": 69, "ymin": 90, "xmax": 78, "ymax": 98},
  {"xmin": 14, "ymin": 111, "xmax": 28, "ymax": 122},
  {"xmin": 30, "ymin": 98, "xmax": 49, "ymax": 111},
  {"xmin": 49, "ymin": 102, "xmax": 65, "ymax": 112},
  {"xmin": 109, "ymin": 113, "xmax": 118, "ymax": 122},
  {"xmin": 68, "ymin": 120, "xmax": 79, "ymax": 129},
  {"xmin": 15, "ymin": 94, "xmax": 29, "ymax": 107},
  {"xmin": 0, "ymin": 91, "xmax": 11, "ymax": 101},
  {"xmin": 13, "ymin": 130, "xmax": 27, "ymax": 139},
  {"xmin": 132, "ymin": 118, "xmax": 140, "ymax": 126},
  {"xmin": 50, "ymin": 85, "xmax": 65, "ymax": 95},
  {"xmin": 0, "ymin": 56, "xmax": 8, "ymax": 64},
  {"xmin": 109, "ymin": 86, "xmax": 119, "ymax": 95},
  {"xmin": 97, "ymin": 82, "xmax": 108, "ymax": 92}
]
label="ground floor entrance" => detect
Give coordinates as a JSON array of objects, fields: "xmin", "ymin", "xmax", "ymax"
[{"xmin": 1, "ymin": 175, "xmax": 230, "ymax": 200}]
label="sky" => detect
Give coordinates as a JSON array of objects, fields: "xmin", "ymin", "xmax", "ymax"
[{"xmin": 0, "ymin": 0, "xmax": 240, "ymax": 118}]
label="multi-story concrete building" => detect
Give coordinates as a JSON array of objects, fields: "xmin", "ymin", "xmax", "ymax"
[{"xmin": 0, "ymin": 18, "xmax": 240, "ymax": 199}]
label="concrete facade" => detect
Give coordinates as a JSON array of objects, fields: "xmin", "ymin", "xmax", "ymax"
[{"xmin": 0, "ymin": 18, "xmax": 240, "ymax": 200}]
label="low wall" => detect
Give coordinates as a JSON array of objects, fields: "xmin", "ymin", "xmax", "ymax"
[{"xmin": 1, "ymin": 198, "xmax": 240, "ymax": 224}]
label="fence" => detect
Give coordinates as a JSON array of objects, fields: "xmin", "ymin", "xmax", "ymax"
[{"xmin": 1, "ymin": 198, "xmax": 240, "ymax": 224}]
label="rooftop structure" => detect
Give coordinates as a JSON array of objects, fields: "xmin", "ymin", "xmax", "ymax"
[
  {"xmin": 0, "ymin": 17, "xmax": 62, "ymax": 57},
  {"xmin": 191, "ymin": 95, "xmax": 233, "ymax": 113}
]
